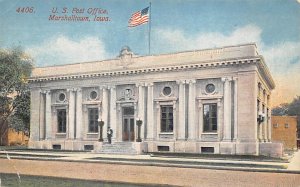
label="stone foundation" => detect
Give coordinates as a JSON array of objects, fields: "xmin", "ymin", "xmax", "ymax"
[{"xmin": 259, "ymin": 142, "xmax": 283, "ymax": 157}]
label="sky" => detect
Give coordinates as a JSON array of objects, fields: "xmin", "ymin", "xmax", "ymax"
[{"xmin": 0, "ymin": 0, "xmax": 299, "ymax": 107}]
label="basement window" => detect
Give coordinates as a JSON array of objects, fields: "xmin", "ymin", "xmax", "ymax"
[
  {"xmin": 201, "ymin": 147, "xmax": 214, "ymax": 153},
  {"xmin": 52, "ymin": 144, "xmax": 61, "ymax": 150},
  {"xmin": 158, "ymin": 146, "xmax": 170, "ymax": 152},
  {"xmin": 84, "ymin": 145, "xmax": 94, "ymax": 151}
]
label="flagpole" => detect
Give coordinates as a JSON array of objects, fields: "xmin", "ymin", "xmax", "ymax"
[{"xmin": 148, "ymin": 2, "xmax": 151, "ymax": 55}]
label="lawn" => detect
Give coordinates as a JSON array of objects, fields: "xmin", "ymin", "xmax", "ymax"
[{"xmin": 0, "ymin": 173, "xmax": 168, "ymax": 187}]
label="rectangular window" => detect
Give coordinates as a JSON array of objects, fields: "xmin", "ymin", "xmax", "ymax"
[
  {"xmin": 57, "ymin": 109, "xmax": 66, "ymax": 133},
  {"xmin": 285, "ymin": 123, "xmax": 289, "ymax": 128},
  {"xmin": 273, "ymin": 124, "xmax": 279, "ymax": 128},
  {"xmin": 88, "ymin": 108, "xmax": 99, "ymax": 133},
  {"xmin": 203, "ymin": 103, "xmax": 217, "ymax": 132},
  {"xmin": 161, "ymin": 105, "xmax": 173, "ymax": 132}
]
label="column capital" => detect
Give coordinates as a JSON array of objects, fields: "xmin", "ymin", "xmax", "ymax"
[
  {"xmin": 100, "ymin": 85, "xmax": 108, "ymax": 90},
  {"xmin": 67, "ymin": 88, "xmax": 77, "ymax": 92},
  {"xmin": 187, "ymin": 79, "xmax": 196, "ymax": 84},
  {"xmin": 108, "ymin": 85, "xmax": 116, "ymax": 90},
  {"xmin": 232, "ymin": 77, "xmax": 238, "ymax": 81},
  {"xmin": 45, "ymin": 89, "xmax": 52, "ymax": 95},
  {"xmin": 221, "ymin": 77, "xmax": 233, "ymax": 82},
  {"xmin": 136, "ymin": 82, "xmax": 145, "ymax": 87},
  {"xmin": 146, "ymin": 82, "xmax": 154, "ymax": 87},
  {"xmin": 74, "ymin": 88, "xmax": 82, "ymax": 92},
  {"xmin": 41, "ymin": 90, "xmax": 48, "ymax": 94},
  {"xmin": 176, "ymin": 80, "xmax": 186, "ymax": 84}
]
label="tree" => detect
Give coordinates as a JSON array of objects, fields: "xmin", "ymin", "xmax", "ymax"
[
  {"xmin": 287, "ymin": 96, "xmax": 300, "ymax": 117},
  {"xmin": 0, "ymin": 47, "xmax": 33, "ymax": 145},
  {"xmin": 271, "ymin": 103, "xmax": 289, "ymax": 116}
]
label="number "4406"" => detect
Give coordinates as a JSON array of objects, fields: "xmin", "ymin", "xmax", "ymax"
[{"xmin": 16, "ymin": 7, "xmax": 35, "ymax": 13}]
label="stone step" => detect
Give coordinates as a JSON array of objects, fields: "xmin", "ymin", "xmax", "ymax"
[{"xmin": 97, "ymin": 142, "xmax": 137, "ymax": 155}]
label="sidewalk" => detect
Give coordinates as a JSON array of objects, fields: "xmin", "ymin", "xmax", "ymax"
[
  {"xmin": 288, "ymin": 150, "xmax": 300, "ymax": 170},
  {"xmin": 1, "ymin": 149, "xmax": 299, "ymax": 173}
]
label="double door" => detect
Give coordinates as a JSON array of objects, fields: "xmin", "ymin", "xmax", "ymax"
[{"xmin": 122, "ymin": 107, "xmax": 135, "ymax": 141}]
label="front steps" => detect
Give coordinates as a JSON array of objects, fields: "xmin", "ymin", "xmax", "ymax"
[{"xmin": 94, "ymin": 142, "xmax": 138, "ymax": 155}]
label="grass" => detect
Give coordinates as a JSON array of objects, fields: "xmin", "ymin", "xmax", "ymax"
[
  {"xmin": 0, "ymin": 173, "xmax": 174, "ymax": 187},
  {"xmin": 147, "ymin": 152, "xmax": 288, "ymax": 162}
]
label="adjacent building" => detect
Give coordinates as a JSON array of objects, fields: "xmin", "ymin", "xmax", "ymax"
[
  {"xmin": 272, "ymin": 116, "xmax": 297, "ymax": 150},
  {"xmin": 1, "ymin": 128, "xmax": 29, "ymax": 146},
  {"xmin": 28, "ymin": 43, "xmax": 283, "ymax": 157}
]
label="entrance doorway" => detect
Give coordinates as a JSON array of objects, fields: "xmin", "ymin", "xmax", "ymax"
[{"xmin": 122, "ymin": 107, "xmax": 135, "ymax": 141}]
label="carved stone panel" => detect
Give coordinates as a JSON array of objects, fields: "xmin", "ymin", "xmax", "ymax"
[
  {"xmin": 201, "ymin": 134, "xmax": 218, "ymax": 142},
  {"xmin": 153, "ymin": 81, "xmax": 178, "ymax": 99},
  {"xmin": 116, "ymin": 84, "xmax": 137, "ymax": 101},
  {"xmin": 51, "ymin": 89, "xmax": 68, "ymax": 104},
  {"xmin": 196, "ymin": 78, "xmax": 223, "ymax": 96},
  {"xmin": 82, "ymin": 87, "xmax": 101, "ymax": 102}
]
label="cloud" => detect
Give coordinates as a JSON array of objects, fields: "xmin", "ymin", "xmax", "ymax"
[
  {"xmin": 263, "ymin": 41, "xmax": 300, "ymax": 106},
  {"xmin": 152, "ymin": 24, "xmax": 263, "ymax": 53},
  {"xmin": 27, "ymin": 35, "xmax": 109, "ymax": 66},
  {"xmin": 153, "ymin": 25, "xmax": 300, "ymax": 106}
]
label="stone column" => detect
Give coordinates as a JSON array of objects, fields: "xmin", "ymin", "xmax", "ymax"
[
  {"xmin": 172, "ymin": 101, "xmax": 177, "ymax": 140},
  {"xmin": 222, "ymin": 77, "xmax": 232, "ymax": 141},
  {"xmin": 263, "ymin": 103, "xmax": 268, "ymax": 142},
  {"xmin": 45, "ymin": 90, "xmax": 52, "ymax": 140},
  {"xmin": 116, "ymin": 103, "xmax": 122, "ymax": 142},
  {"xmin": 109, "ymin": 86, "xmax": 117, "ymax": 141},
  {"xmin": 76, "ymin": 88, "xmax": 82, "ymax": 139},
  {"xmin": 137, "ymin": 83, "xmax": 145, "ymax": 139},
  {"xmin": 267, "ymin": 100, "xmax": 272, "ymax": 142},
  {"xmin": 68, "ymin": 89, "xmax": 75, "ymax": 139},
  {"xmin": 217, "ymin": 99, "xmax": 222, "ymax": 141},
  {"xmin": 197, "ymin": 100, "xmax": 203, "ymax": 140},
  {"xmin": 233, "ymin": 77, "xmax": 238, "ymax": 141},
  {"xmin": 102, "ymin": 86, "xmax": 109, "ymax": 140},
  {"xmin": 188, "ymin": 80, "xmax": 196, "ymax": 140},
  {"xmin": 146, "ymin": 83, "xmax": 154, "ymax": 140},
  {"xmin": 155, "ymin": 101, "xmax": 160, "ymax": 139},
  {"xmin": 177, "ymin": 80, "xmax": 186, "ymax": 140},
  {"xmin": 258, "ymin": 99, "xmax": 263, "ymax": 142},
  {"xmin": 39, "ymin": 91, "xmax": 46, "ymax": 140}
]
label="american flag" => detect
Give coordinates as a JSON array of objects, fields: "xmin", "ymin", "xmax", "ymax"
[{"xmin": 128, "ymin": 7, "xmax": 149, "ymax": 27}]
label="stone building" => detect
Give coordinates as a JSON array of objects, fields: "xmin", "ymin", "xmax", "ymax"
[
  {"xmin": 28, "ymin": 43, "xmax": 282, "ymax": 156},
  {"xmin": 272, "ymin": 116, "xmax": 297, "ymax": 150}
]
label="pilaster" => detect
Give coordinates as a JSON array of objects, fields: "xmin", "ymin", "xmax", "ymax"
[
  {"xmin": 146, "ymin": 83, "xmax": 154, "ymax": 140},
  {"xmin": 222, "ymin": 77, "xmax": 232, "ymax": 141},
  {"xmin": 233, "ymin": 77, "xmax": 238, "ymax": 142},
  {"xmin": 45, "ymin": 90, "xmax": 52, "ymax": 139},
  {"xmin": 109, "ymin": 86, "xmax": 117, "ymax": 141},
  {"xmin": 68, "ymin": 89, "xmax": 75, "ymax": 139},
  {"xmin": 258, "ymin": 98, "xmax": 263, "ymax": 142},
  {"xmin": 39, "ymin": 90, "xmax": 46, "ymax": 140},
  {"xmin": 176, "ymin": 80, "xmax": 186, "ymax": 140},
  {"xmin": 136, "ymin": 83, "xmax": 145, "ymax": 140},
  {"xmin": 188, "ymin": 79, "xmax": 196, "ymax": 140},
  {"xmin": 102, "ymin": 86, "xmax": 109, "ymax": 140},
  {"xmin": 197, "ymin": 100, "xmax": 203, "ymax": 140},
  {"xmin": 76, "ymin": 88, "xmax": 83, "ymax": 139}
]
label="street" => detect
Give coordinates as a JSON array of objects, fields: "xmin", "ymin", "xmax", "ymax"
[{"xmin": 0, "ymin": 158, "xmax": 300, "ymax": 187}]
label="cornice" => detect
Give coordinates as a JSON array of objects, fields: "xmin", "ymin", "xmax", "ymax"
[
  {"xmin": 256, "ymin": 55, "xmax": 275, "ymax": 90},
  {"xmin": 29, "ymin": 57, "xmax": 261, "ymax": 83}
]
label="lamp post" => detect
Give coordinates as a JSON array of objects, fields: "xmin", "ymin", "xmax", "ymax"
[
  {"xmin": 136, "ymin": 118, "xmax": 142, "ymax": 142},
  {"xmin": 98, "ymin": 119, "xmax": 104, "ymax": 142}
]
